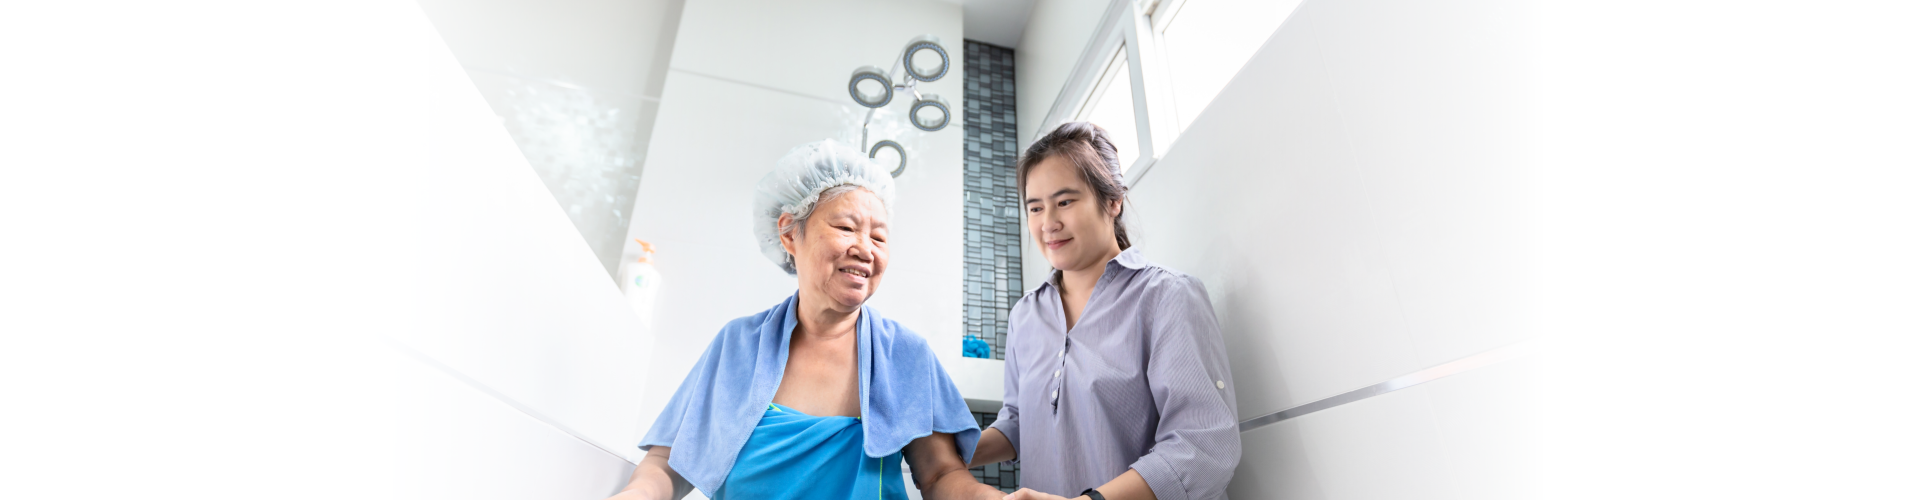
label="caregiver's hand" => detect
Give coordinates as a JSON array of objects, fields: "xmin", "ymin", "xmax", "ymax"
[
  {"xmin": 1004, "ymin": 469, "xmax": 1156, "ymax": 500},
  {"xmin": 1002, "ymin": 489, "xmax": 1082, "ymax": 500}
]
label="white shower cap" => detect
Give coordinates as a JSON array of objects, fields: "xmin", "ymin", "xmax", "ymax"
[{"xmin": 752, "ymin": 139, "xmax": 897, "ymax": 275}]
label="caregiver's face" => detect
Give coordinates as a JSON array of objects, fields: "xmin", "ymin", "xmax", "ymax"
[
  {"xmin": 781, "ymin": 188, "xmax": 890, "ymax": 312},
  {"xmin": 1025, "ymin": 155, "xmax": 1120, "ymax": 274}
]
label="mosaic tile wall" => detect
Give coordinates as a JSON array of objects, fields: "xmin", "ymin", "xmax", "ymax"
[
  {"xmin": 961, "ymin": 40, "xmax": 1022, "ymax": 360},
  {"xmin": 968, "ymin": 411, "xmax": 1020, "ymax": 492}
]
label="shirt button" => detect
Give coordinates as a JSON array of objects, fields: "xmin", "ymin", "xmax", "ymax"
[
  {"xmin": 1050, "ymin": 390, "xmax": 1057, "ymax": 399},
  {"xmin": 1053, "ymin": 370, "xmax": 1060, "ymax": 378},
  {"xmin": 1216, "ymin": 380, "xmax": 1227, "ymax": 389},
  {"xmin": 1056, "ymin": 350, "xmax": 1063, "ymax": 358}
]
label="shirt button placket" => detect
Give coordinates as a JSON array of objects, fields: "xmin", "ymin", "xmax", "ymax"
[
  {"xmin": 1051, "ymin": 338, "xmax": 1068, "ymax": 414},
  {"xmin": 1053, "ymin": 341, "xmax": 1066, "ymax": 412}
]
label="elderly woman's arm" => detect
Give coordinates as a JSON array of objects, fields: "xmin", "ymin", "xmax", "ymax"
[
  {"xmin": 906, "ymin": 432, "xmax": 1004, "ymax": 500},
  {"xmin": 604, "ymin": 446, "xmax": 693, "ymax": 500}
]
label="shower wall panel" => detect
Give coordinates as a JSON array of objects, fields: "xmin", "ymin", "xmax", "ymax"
[{"xmin": 1122, "ymin": 0, "xmax": 1541, "ymax": 496}]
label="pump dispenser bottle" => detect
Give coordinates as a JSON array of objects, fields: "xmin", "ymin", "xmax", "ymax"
[{"xmin": 621, "ymin": 239, "xmax": 661, "ymax": 328}]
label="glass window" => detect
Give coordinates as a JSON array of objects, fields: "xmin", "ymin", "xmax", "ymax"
[
  {"xmin": 1078, "ymin": 48, "xmax": 1141, "ymax": 172},
  {"xmin": 1159, "ymin": 0, "xmax": 1302, "ymax": 131}
]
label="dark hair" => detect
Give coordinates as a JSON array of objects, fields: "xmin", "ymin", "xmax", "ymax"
[{"xmin": 1016, "ymin": 121, "xmax": 1130, "ymax": 250}]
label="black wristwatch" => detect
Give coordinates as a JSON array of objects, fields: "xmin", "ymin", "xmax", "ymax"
[{"xmin": 1080, "ymin": 488, "xmax": 1107, "ymax": 500}]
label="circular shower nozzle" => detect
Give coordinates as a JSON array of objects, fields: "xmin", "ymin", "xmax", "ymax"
[
  {"xmin": 848, "ymin": 65, "xmax": 893, "ymax": 108},
  {"xmin": 909, "ymin": 94, "xmax": 950, "ymax": 132},
  {"xmin": 902, "ymin": 35, "xmax": 948, "ymax": 82},
  {"xmin": 870, "ymin": 140, "xmax": 907, "ymax": 177}
]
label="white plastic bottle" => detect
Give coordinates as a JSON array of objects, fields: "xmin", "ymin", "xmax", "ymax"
[{"xmin": 621, "ymin": 239, "xmax": 662, "ymax": 328}]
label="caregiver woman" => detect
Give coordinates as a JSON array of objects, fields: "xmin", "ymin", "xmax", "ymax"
[
  {"xmin": 605, "ymin": 140, "xmax": 1003, "ymax": 500},
  {"xmin": 970, "ymin": 122, "xmax": 1241, "ymax": 500}
]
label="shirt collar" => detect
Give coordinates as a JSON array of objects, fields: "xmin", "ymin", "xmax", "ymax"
[{"xmin": 1110, "ymin": 246, "xmax": 1149, "ymax": 270}]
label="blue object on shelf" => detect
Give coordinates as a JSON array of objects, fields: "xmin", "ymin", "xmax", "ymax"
[{"xmin": 962, "ymin": 334, "xmax": 991, "ymax": 359}]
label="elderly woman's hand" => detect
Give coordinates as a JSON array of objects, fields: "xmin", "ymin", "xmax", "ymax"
[
  {"xmin": 602, "ymin": 447, "xmax": 690, "ymax": 500},
  {"xmin": 601, "ymin": 489, "xmax": 658, "ymax": 500}
]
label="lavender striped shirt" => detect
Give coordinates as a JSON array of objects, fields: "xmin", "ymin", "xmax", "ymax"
[{"xmin": 991, "ymin": 248, "xmax": 1240, "ymax": 500}]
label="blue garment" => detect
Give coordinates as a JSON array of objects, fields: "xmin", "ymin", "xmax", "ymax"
[
  {"xmin": 713, "ymin": 403, "xmax": 908, "ymax": 500},
  {"xmin": 640, "ymin": 293, "xmax": 980, "ymax": 496}
]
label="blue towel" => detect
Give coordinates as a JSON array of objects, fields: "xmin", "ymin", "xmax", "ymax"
[
  {"xmin": 640, "ymin": 293, "xmax": 981, "ymax": 495},
  {"xmin": 711, "ymin": 403, "xmax": 909, "ymax": 500},
  {"xmin": 962, "ymin": 334, "xmax": 992, "ymax": 359}
]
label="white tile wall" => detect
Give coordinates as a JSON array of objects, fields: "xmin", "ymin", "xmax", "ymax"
[
  {"xmin": 1127, "ymin": 0, "xmax": 1422, "ymax": 420},
  {"xmin": 1227, "ymin": 358, "xmax": 1538, "ymax": 500},
  {"xmin": 666, "ymin": 0, "xmax": 965, "ymax": 105},
  {"xmin": 386, "ymin": 13, "xmax": 658, "ymax": 462},
  {"xmin": 391, "ymin": 346, "xmax": 639, "ymax": 500},
  {"xmin": 417, "ymin": 0, "xmax": 686, "ymax": 277},
  {"xmin": 1122, "ymin": 0, "xmax": 1540, "ymax": 496},
  {"xmin": 1308, "ymin": 0, "xmax": 1541, "ymax": 365},
  {"xmin": 1126, "ymin": 0, "xmax": 1538, "ymax": 418},
  {"xmin": 3, "ymin": 2, "xmax": 676, "ymax": 496}
]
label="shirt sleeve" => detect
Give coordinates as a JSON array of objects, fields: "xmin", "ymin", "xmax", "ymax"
[
  {"xmin": 1129, "ymin": 275, "xmax": 1241, "ymax": 500},
  {"xmin": 988, "ymin": 319, "xmax": 1021, "ymax": 460}
]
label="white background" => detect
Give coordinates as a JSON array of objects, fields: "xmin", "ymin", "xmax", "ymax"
[{"xmin": 3, "ymin": 0, "xmax": 1916, "ymax": 498}]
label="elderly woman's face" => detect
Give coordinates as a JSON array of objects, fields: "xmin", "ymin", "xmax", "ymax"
[{"xmin": 779, "ymin": 188, "xmax": 890, "ymax": 312}]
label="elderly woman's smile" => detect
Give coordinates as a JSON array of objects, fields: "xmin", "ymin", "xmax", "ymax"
[{"xmin": 780, "ymin": 185, "xmax": 890, "ymax": 312}]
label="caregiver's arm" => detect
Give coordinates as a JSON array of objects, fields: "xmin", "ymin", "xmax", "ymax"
[
  {"xmin": 604, "ymin": 446, "xmax": 693, "ymax": 500},
  {"xmin": 968, "ymin": 428, "xmax": 1015, "ymax": 467},
  {"xmin": 906, "ymin": 432, "xmax": 1003, "ymax": 500},
  {"xmin": 1124, "ymin": 276, "xmax": 1241, "ymax": 500},
  {"xmin": 971, "ymin": 329, "xmax": 1022, "ymax": 469}
]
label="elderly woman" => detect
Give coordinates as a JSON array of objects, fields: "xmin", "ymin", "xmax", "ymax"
[{"xmin": 604, "ymin": 140, "xmax": 1004, "ymax": 500}]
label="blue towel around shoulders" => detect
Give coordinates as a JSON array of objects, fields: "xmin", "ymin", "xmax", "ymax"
[{"xmin": 639, "ymin": 293, "xmax": 981, "ymax": 495}]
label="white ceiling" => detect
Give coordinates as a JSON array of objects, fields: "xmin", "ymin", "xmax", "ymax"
[{"xmin": 964, "ymin": 0, "xmax": 1040, "ymax": 48}]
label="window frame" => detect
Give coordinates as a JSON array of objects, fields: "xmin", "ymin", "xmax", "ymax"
[
  {"xmin": 1074, "ymin": 45, "xmax": 1143, "ymax": 172},
  {"xmin": 1032, "ymin": 0, "xmax": 1180, "ymax": 186},
  {"xmin": 1075, "ymin": 45, "xmax": 1130, "ymax": 123}
]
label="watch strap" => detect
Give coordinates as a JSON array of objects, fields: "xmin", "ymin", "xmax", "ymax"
[{"xmin": 1081, "ymin": 488, "xmax": 1107, "ymax": 500}]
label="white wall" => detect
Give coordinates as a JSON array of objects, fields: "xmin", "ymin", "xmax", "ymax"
[
  {"xmin": 390, "ymin": 22, "xmax": 659, "ymax": 464},
  {"xmin": 388, "ymin": 5, "xmax": 666, "ymax": 497},
  {"xmin": 1013, "ymin": 0, "xmax": 1114, "ymax": 148},
  {"xmin": 624, "ymin": 0, "xmax": 1001, "ymax": 434},
  {"xmin": 1119, "ymin": 0, "xmax": 1542, "ymax": 497},
  {"xmin": 963, "ymin": 0, "xmax": 1039, "ymax": 48},
  {"xmin": 4, "ymin": 1, "xmax": 655, "ymax": 497},
  {"xmin": 391, "ymin": 343, "xmax": 639, "ymax": 500},
  {"xmin": 417, "ymin": 0, "xmax": 686, "ymax": 278}
]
